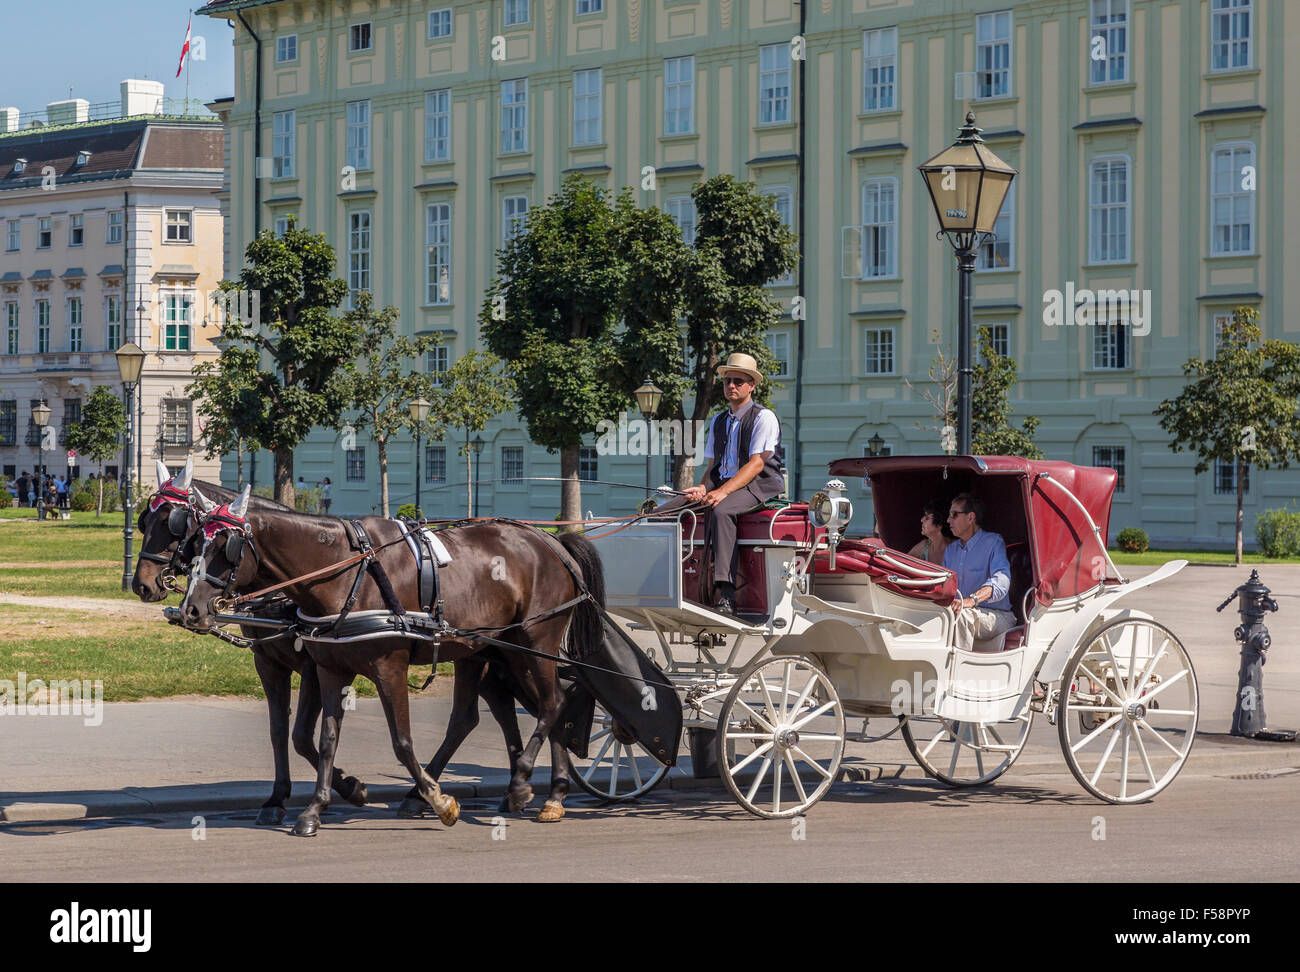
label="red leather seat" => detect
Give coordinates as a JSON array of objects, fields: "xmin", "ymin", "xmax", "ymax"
[{"xmin": 812, "ymin": 537, "xmax": 958, "ymax": 604}]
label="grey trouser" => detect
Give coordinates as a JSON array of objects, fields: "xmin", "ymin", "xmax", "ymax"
[
  {"xmin": 657, "ymin": 479, "xmax": 778, "ymax": 589},
  {"xmin": 953, "ymin": 606, "xmax": 1018, "ymax": 652}
]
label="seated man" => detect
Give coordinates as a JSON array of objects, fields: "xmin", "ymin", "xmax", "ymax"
[
  {"xmin": 943, "ymin": 492, "xmax": 1017, "ymax": 651},
  {"xmin": 658, "ymin": 352, "xmax": 783, "ymax": 615}
]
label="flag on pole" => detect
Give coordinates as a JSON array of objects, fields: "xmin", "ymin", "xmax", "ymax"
[{"xmin": 175, "ymin": 14, "xmax": 192, "ymax": 78}]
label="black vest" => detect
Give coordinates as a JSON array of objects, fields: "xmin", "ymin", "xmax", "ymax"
[{"xmin": 705, "ymin": 404, "xmax": 784, "ymax": 494}]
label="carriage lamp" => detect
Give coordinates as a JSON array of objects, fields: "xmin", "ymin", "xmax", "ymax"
[{"xmin": 810, "ymin": 479, "xmax": 853, "ymax": 569}]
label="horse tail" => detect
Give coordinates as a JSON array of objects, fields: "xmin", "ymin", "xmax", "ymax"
[{"xmin": 557, "ymin": 531, "xmax": 606, "ymax": 659}]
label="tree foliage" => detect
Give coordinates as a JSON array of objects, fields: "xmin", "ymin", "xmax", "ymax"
[
  {"xmin": 65, "ymin": 385, "xmax": 127, "ymax": 516},
  {"xmin": 437, "ymin": 350, "xmax": 516, "ymax": 516},
  {"xmin": 971, "ymin": 330, "xmax": 1044, "ymax": 458}
]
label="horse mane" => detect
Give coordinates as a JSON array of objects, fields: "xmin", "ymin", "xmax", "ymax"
[{"xmin": 192, "ymin": 479, "xmax": 294, "ymax": 512}]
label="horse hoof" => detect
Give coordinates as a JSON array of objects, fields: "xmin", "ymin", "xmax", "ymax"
[
  {"xmin": 538, "ymin": 800, "xmax": 565, "ymax": 823},
  {"xmin": 339, "ymin": 777, "xmax": 369, "ymax": 807},
  {"xmin": 396, "ymin": 797, "xmax": 428, "ymax": 819},
  {"xmin": 434, "ymin": 796, "xmax": 460, "ymax": 827},
  {"xmin": 507, "ymin": 785, "xmax": 534, "ymax": 813},
  {"xmin": 255, "ymin": 805, "xmax": 286, "ymax": 827},
  {"xmin": 291, "ymin": 816, "xmax": 319, "ymax": 837}
]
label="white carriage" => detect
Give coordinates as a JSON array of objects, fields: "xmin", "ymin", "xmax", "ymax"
[{"xmin": 579, "ymin": 455, "xmax": 1199, "ymax": 818}]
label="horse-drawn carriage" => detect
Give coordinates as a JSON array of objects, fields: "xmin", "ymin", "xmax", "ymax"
[{"xmin": 576, "ymin": 454, "xmax": 1198, "ymax": 818}]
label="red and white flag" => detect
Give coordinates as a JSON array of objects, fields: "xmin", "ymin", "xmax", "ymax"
[{"xmin": 175, "ymin": 15, "xmax": 192, "ymax": 78}]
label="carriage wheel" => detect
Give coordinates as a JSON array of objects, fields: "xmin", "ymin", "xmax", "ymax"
[
  {"xmin": 565, "ymin": 701, "xmax": 671, "ymax": 803},
  {"xmin": 716, "ymin": 655, "xmax": 845, "ymax": 819},
  {"xmin": 901, "ymin": 709, "xmax": 1034, "ymax": 787},
  {"xmin": 1058, "ymin": 618, "xmax": 1198, "ymax": 804}
]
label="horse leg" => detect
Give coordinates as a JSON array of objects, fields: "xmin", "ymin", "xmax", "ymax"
[
  {"xmin": 504, "ymin": 631, "xmax": 568, "ymax": 819},
  {"xmin": 291, "ymin": 665, "xmax": 352, "ymax": 838},
  {"xmin": 253, "ymin": 651, "xmax": 292, "ymax": 827},
  {"xmin": 371, "ymin": 652, "xmax": 459, "ymax": 827},
  {"xmin": 396, "ymin": 656, "xmax": 485, "ymax": 818},
  {"xmin": 293, "ymin": 660, "xmax": 369, "ymax": 807},
  {"xmin": 479, "ymin": 664, "xmax": 527, "ymax": 814}
]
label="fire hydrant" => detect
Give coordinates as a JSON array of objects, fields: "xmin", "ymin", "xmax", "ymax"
[{"xmin": 1216, "ymin": 570, "xmax": 1295, "ymax": 742}]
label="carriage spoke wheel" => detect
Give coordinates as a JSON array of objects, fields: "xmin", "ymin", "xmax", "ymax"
[
  {"xmin": 716, "ymin": 656, "xmax": 845, "ymax": 819},
  {"xmin": 901, "ymin": 709, "xmax": 1034, "ymax": 787},
  {"xmin": 565, "ymin": 701, "xmax": 670, "ymax": 803},
  {"xmin": 1058, "ymin": 618, "xmax": 1198, "ymax": 804}
]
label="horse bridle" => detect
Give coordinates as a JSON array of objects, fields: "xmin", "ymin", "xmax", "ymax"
[
  {"xmin": 137, "ymin": 483, "xmax": 201, "ymax": 590},
  {"xmin": 189, "ymin": 506, "xmax": 260, "ymax": 611}
]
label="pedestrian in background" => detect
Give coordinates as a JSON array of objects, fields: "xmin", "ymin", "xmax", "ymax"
[{"xmin": 319, "ymin": 477, "xmax": 332, "ymax": 515}]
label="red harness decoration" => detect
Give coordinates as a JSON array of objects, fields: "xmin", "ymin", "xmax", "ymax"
[
  {"xmin": 202, "ymin": 504, "xmax": 249, "ymax": 541},
  {"xmin": 148, "ymin": 480, "xmax": 191, "ymax": 513}
]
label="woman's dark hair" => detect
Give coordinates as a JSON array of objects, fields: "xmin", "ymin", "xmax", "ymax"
[{"xmin": 923, "ymin": 499, "xmax": 955, "ymax": 539}]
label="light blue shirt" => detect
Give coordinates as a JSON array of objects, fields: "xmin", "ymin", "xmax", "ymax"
[
  {"xmin": 943, "ymin": 528, "xmax": 1012, "ymax": 612},
  {"xmin": 702, "ymin": 400, "xmax": 780, "ymax": 479}
]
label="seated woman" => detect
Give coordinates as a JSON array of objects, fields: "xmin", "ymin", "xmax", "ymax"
[{"xmin": 907, "ymin": 500, "xmax": 952, "ymax": 565}]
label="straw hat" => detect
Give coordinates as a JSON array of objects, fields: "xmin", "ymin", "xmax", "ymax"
[{"xmin": 715, "ymin": 352, "xmax": 764, "ymax": 385}]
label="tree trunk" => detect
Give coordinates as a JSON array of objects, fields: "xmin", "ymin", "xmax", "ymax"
[
  {"xmin": 96, "ymin": 465, "xmax": 104, "ymax": 517},
  {"xmin": 236, "ymin": 439, "xmax": 244, "ymax": 487},
  {"xmin": 1235, "ymin": 455, "xmax": 1245, "ymax": 566},
  {"xmin": 466, "ymin": 444, "xmax": 473, "ymax": 517},
  {"xmin": 559, "ymin": 444, "xmax": 582, "ymax": 527},
  {"xmin": 274, "ymin": 447, "xmax": 294, "ymax": 508},
  {"xmin": 379, "ymin": 437, "xmax": 390, "ymax": 518}
]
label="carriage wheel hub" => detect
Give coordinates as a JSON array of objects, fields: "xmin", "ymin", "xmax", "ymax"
[
  {"xmin": 1124, "ymin": 701, "xmax": 1147, "ymax": 722},
  {"xmin": 775, "ymin": 728, "xmax": 801, "ymax": 751}
]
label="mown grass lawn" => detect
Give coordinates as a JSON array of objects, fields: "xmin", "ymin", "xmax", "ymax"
[
  {"xmin": 1108, "ymin": 548, "xmax": 1300, "ymax": 566},
  {"xmin": 0, "ymin": 510, "xmax": 129, "ymax": 561}
]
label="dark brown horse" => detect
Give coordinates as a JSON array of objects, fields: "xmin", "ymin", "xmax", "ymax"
[{"xmin": 180, "ymin": 489, "xmax": 606, "ymax": 836}]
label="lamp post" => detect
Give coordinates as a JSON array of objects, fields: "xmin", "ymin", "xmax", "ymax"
[
  {"xmin": 408, "ymin": 396, "xmax": 431, "ymax": 519},
  {"xmin": 115, "ymin": 342, "xmax": 146, "ymax": 590},
  {"xmin": 471, "ymin": 434, "xmax": 484, "ymax": 518},
  {"xmin": 633, "ymin": 379, "xmax": 664, "ymax": 493},
  {"xmin": 32, "ymin": 400, "xmax": 51, "ymax": 519},
  {"xmin": 866, "ymin": 432, "xmax": 885, "ymax": 458},
  {"xmin": 918, "ymin": 112, "xmax": 1016, "ymax": 456}
]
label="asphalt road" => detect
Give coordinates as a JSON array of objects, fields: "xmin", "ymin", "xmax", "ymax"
[{"xmin": 3, "ymin": 767, "xmax": 1295, "ymax": 882}]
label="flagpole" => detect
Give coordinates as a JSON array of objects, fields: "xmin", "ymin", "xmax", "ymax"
[{"xmin": 185, "ymin": 10, "xmax": 191, "ymax": 112}]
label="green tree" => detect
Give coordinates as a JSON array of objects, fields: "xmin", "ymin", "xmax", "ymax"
[
  {"xmin": 189, "ymin": 226, "xmax": 361, "ymax": 507},
  {"xmin": 436, "ymin": 350, "xmax": 516, "ymax": 517},
  {"xmin": 971, "ymin": 329, "xmax": 1043, "ymax": 458},
  {"xmin": 1156, "ymin": 306, "xmax": 1300, "ymax": 564},
  {"xmin": 191, "ymin": 302, "xmax": 261, "ymax": 486},
  {"xmin": 65, "ymin": 385, "xmax": 126, "ymax": 516},
  {"xmin": 342, "ymin": 292, "xmax": 441, "ymax": 517}
]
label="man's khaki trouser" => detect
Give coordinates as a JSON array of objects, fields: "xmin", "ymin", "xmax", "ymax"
[{"xmin": 953, "ymin": 606, "xmax": 1018, "ymax": 652}]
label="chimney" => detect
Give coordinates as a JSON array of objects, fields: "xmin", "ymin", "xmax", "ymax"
[
  {"xmin": 0, "ymin": 107, "xmax": 17, "ymax": 133},
  {"xmin": 47, "ymin": 98, "xmax": 89, "ymax": 126},
  {"xmin": 121, "ymin": 79, "xmax": 165, "ymax": 117}
]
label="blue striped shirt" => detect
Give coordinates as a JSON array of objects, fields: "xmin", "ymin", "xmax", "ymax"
[{"xmin": 942, "ymin": 529, "xmax": 1012, "ymax": 611}]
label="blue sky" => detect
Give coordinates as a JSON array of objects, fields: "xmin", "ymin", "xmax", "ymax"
[{"xmin": 0, "ymin": 1, "xmax": 236, "ymax": 113}]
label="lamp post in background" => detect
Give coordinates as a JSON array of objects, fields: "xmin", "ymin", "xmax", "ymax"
[
  {"xmin": 32, "ymin": 400, "xmax": 51, "ymax": 520},
  {"xmin": 471, "ymin": 434, "xmax": 484, "ymax": 518},
  {"xmin": 918, "ymin": 112, "xmax": 1016, "ymax": 456},
  {"xmin": 115, "ymin": 342, "xmax": 146, "ymax": 590},
  {"xmin": 866, "ymin": 432, "xmax": 885, "ymax": 458},
  {"xmin": 634, "ymin": 379, "xmax": 664, "ymax": 493},
  {"xmin": 408, "ymin": 396, "xmax": 431, "ymax": 519}
]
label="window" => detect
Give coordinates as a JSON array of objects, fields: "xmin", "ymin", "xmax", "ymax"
[
  {"xmin": 1089, "ymin": 0, "xmax": 1128, "ymax": 84},
  {"xmin": 424, "ymin": 89, "xmax": 451, "ymax": 162},
  {"xmin": 426, "ymin": 345, "xmax": 450, "ymax": 386},
  {"xmin": 5, "ymin": 219, "xmax": 18, "ymax": 251},
  {"xmin": 504, "ymin": 0, "xmax": 530, "ymax": 27},
  {"xmin": 165, "ymin": 209, "xmax": 193, "ymax": 243},
  {"xmin": 346, "ymin": 100, "xmax": 371, "ymax": 170},
  {"xmin": 105, "ymin": 295, "xmax": 121, "ymax": 350},
  {"xmin": 349, "ymin": 22, "xmax": 372, "ymax": 53},
  {"xmin": 976, "ymin": 11, "xmax": 1013, "ymax": 99},
  {"xmin": 273, "ymin": 214, "xmax": 294, "ymax": 237},
  {"xmin": 765, "ymin": 332, "xmax": 790, "ymax": 378},
  {"xmin": 1092, "ymin": 445, "xmax": 1126, "ymax": 493},
  {"xmin": 579, "ymin": 446, "xmax": 598, "ymax": 483},
  {"xmin": 976, "ymin": 184, "xmax": 1014, "ymax": 270},
  {"xmin": 428, "ymin": 9, "xmax": 452, "ymax": 39},
  {"xmin": 346, "ymin": 448, "xmax": 366, "ymax": 481},
  {"xmin": 1211, "ymin": 143, "xmax": 1255, "ymax": 255},
  {"xmin": 863, "ymin": 327, "xmax": 895, "ymax": 375},
  {"xmin": 1088, "ymin": 157, "xmax": 1130, "ymax": 263},
  {"xmin": 502, "ymin": 446, "xmax": 524, "ymax": 483},
  {"xmin": 500, "ymin": 80, "xmax": 528, "ymax": 153},
  {"xmin": 576, "ymin": 0, "xmax": 603, "ymax": 14},
  {"xmin": 276, "ymin": 34, "xmax": 297, "ymax": 63},
  {"xmin": 978, "ymin": 322, "xmax": 1010, "ymax": 361},
  {"xmin": 1211, "ymin": 0, "xmax": 1252, "ymax": 71},
  {"xmin": 426, "ymin": 444, "xmax": 446, "ymax": 483},
  {"xmin": 107, "ymin": 210, "xmax": 123, "ymax": 245},
  {"xmin": 38, "ymin": 217, "xmax": 51, "ymax": 249},
  {"xmin": 36, "ymin": 299, "xmax": 50, "ymax": 353},
  {"xmin": 758, "ymin": 44, "xmax": 792, "ymax": 124},
  {"xmin": 573, "ymin": 68, "xmax": 602, "ymax": 145},
  {"xmin": 66, "ymin": 297, "xmax": 82, "ymax": 352},
  {"xmin": 1214, "ymin": 458, "xmax": 1249, "ymax": 495},
  {"xmin": 273, "ymin": 110, "xmax": 295, "ymax": 177},
  {"xmin": 1212, "ymin": 311, "xmax": 1235, "ymax": 356},
  {"xmin": 860, "ymin": 178, "xmax": 898, "ymax": 279},
  {"xmin": 425, "ymin": 203, "xmax": 452, "ymax": 305},
  {"xmin": 157, "ymin": 399, "xmax": 190, "ymax": 448},
  {"xmin": 502, "ymin": 195, "xmax": 528, "ymax": 246},
  {"xmin": 1092, "ymin": 319, "xmax": 1130, "ymax": 370},
  {"xmin": 68, "ymin": 213, "xmax": 84, "ymax": 246},
  {"xmin": 4, "ymin": 302, "xmax": 17, "ymax": 355},
  {"xmin": 666, "ymin": 195, "xmax": 696, "ymax": 245},
  {"xmin": 766, "ymin": 186, "xmax": 794, "ymax": 284},
  {"xmin": 863, "ymin": 28, "xmax": 898, "ymax": 112},
  {"xmin": 348, "ymin": 211, "xmax": 372, "ymax": 303},
  {"xmin": 0, "ymin": 401, "xmax": 15, "ymax": 447},
  {"xmin": 163, "ymin": 292, "xmax": 192, "ymax": 351},
  {"xmin": 664, "ymin": 56, "xmax": 695, "ymax": 135}
]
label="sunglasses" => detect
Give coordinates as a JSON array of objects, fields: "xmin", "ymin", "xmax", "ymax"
[
  {"xmin": 947, "ymin": 510, "xmax": 972, "ymax": 519},
  {"xmin": 722, "ymin": 376, "xmax": 751, "ymax": 386}
]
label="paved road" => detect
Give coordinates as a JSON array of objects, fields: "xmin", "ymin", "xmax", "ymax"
[{"xmin": 2, "ymin": 767, "xmax": 1296, "ymax": 882}]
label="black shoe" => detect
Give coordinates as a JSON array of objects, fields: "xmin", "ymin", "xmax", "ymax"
[{"xmin": 714, "ymin": 583, "xmax": 736, "ymax": 616}]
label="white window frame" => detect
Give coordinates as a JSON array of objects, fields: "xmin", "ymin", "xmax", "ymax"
[
  {"xmin": 576, "ymin": 0, "xmax": 603, "ymax": 15},
  {"xmin": 425, "ymin": 203, "xmax": 452, "ymax": 305},
  {"xmin": 273, "ymin": 214, "xmax": 294, "ymax": 237},
  {"xmin": 349, "ymin": 22, "xmax": 373, "ymax": 53},
  {"xmin": 764, "ymin": 331, "xmax": 791, "ymax": 378},
  {"xmin": 1089, "ymin": 0, "xmax": 1129, "ymax": 85},
  {"xmin": 860, "ymin": 177, "xmax": 898, "ymax": 279},
  {"xmin": 106, "ymin": 210, "xmax": 123, "ymax": 245},
  {"xmin": 1092, "ymin": 445, "xmax": 1127, "ymax": 493},
  {"xmin": 37, "ymin": 217, "xmax": 51, "ymax": 249},
  {"xmin": 758, "ymin": 43, "xmax": 792, "ymax": 125},
  {"xmin": 975, "ymin": 10, "xmax": 1013, "ymax": 100},
  {"xmin": 105, "ymin": 294, "xmax": 121, "ymax": 350},
  {"xmin": 165, "ymin": 208, "xmax": 193, "ymax": 244},
  {"xmin": 1210, "ymin": 0, "xmax": 1252, "ymax": 72},
  {"xmin": 1088, "ymin": 155, "xmax": 1131, "ymax": 264},
  {"xmin": 863, "ymin": 326, "xmax": 896, "ymax": 376},
  {"xmin": 1092, "ymin": 319, "xmax": 1131, "ymax": 370},
  {"xmin": 276, "ymin": 34, "xmax": 298, "ymax": 63},
  {"xmin": 1211, "ymin": 142, "xmax": 1255, "ymax": 256},
  {"xmin": 35, "ymin": 299, "xmax": 50, "ymax": 353},
  {"xmin": 1212, "ymin": 311, "xmax": 1235, "ymax": 357},
  {"xmin": 572, "ymin": 68, "xmax": 603, "ymax": 146},
  {"xmin": 273, "ymin": 109, "xmax": 295, "ymax": 178},
  {"xmin": 424, "ymin": 89, "xmax": 452, "ymax": 162},
  {"xmin": 766, "ymin": 186, "xmax": 794, "ymax": 285},
  {"xmin": 976, "ymin": 183, "xmax": 1015, "ymax": 271},
  {"xmin": 504, "ymin": 0, "xmax": 530, "ymax": 27},
  {"xmin": 163, "ymin": 291, "xmax": 193, "ymax": 352},
  {"xmin": 501, "ymin": 445, "xmax": 525, "ymax": 483},
  {"xmin": 347, "ymin": 210, "xmax": 372, "ymax": 304},
  {"xmin": 5, "ymin": 219, "xmax": 18, "ymax": 251},
  {"xmin": 346, "ymin": 100, "xmax": 372, "ymax": 171},
  {"xmin": 161, "ymin": 398, "xmax": 191, "ymax": 447},
  {"xmin": 978, "ymin": 321, "xmax": 1011, "ymax": 362},
  {"xmin": 578, "ymin": 445, "xmax": 598, "ymax": 483},
  {"xmin": 425, "ymin": 444, "xmax": 447, "ymax": 483},
  {"xmin": 66, "ymin": 297, "xmax": 82, "ymax": 352},
  {"xmin": 5, "ymin": 301, "xmax": 19, "ymax": 355},
  {"xmin": 427, "ymin": 8, "xmax": 453, "ymax": 40},
  {"xmin": 664, "ymin": 56, "xmax": 695, "ymax": 135},
  {"xmin": 666, "ymin": 195, "xmax": 696, "ymax": 246},
  {"xmin": 502, "ymin": 195, "xmax": 529, "ymax": 246},
  {"xmin": 346, "ymin": 447, "xmax": 366, "ymax": 482},
  {"xmin": 500, "ymin": 79, "xmax": 528, "ymax": 154},
  {"xmin": 426, "ymin": 345, "xmax": 450, "ymax": 387},
  {"xmin": 1213, "ymin": 457, "xmax": 1249, "ymax": 495},
  {"xmin": 68, "ymin": 213, "xmax": 83, "ymax": 247},
  {"xmin": 862, "ymin": 27, "xmax": 898, "ymax": 113}
]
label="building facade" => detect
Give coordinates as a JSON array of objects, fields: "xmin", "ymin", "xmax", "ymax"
[
  {"xmin": 0, "ymin": 81, "xmax": 225, "ymax": 487},
  {"xmin": 201, "ymin": 0, "xmax": 1300, "ymax": 546}
]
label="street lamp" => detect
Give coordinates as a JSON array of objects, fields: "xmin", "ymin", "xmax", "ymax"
[
  {"xmin": 918, "ymin": 111, "xmax": 1016, "ymax": 456},
  {"xmin": 32, "ymin": 400, "xmax": 51, "ymax": 519},
  {"xmin": 866, "ymin": 432, "xmax": 885, "ymax": 458},
  {"xmin": 115, "ymin": 342, "xmax": 146, "ymax": 590},
  {"xmin": 633, "ymin": 379, "xmax": 663, "ymax": 493},
  {"xmin": 408, "ymin": 396, "xmax": 431, "ymax": 519},
  {"xmin": 471, "ymin": 434, "xmax": 484, "ymax": 518}
]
